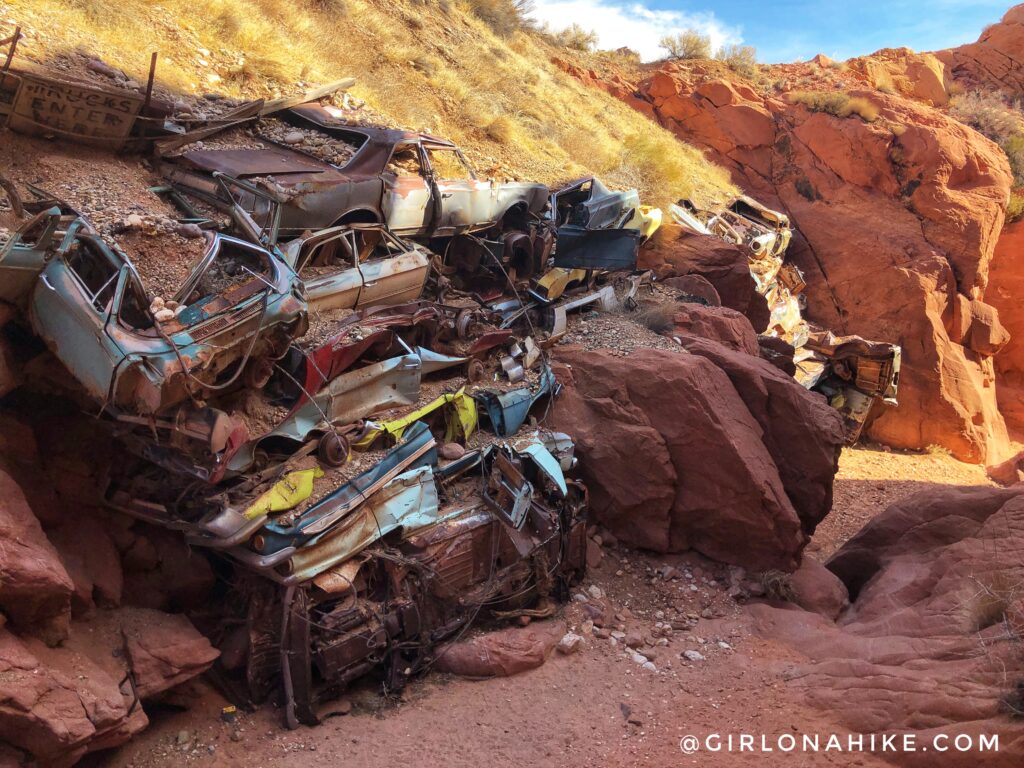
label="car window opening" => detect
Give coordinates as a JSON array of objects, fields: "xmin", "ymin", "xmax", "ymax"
[
  {"xmin": 386, "ymin": 145, "xmax": 424, "ymax": 177},
  {"xmin": 183, "ymin": 240, "xmax": 272, "ymax": 308},
  {"xmin": 65, "ymin": 236, "xmax": 119, "ymax": 312},
  {"xmin": 426, "ymin": 147, "xmax": 473, "ymax": 180}
]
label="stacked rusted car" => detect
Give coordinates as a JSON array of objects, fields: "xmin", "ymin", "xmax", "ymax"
[{"xmin": 0, "ymin": 81, "xmax": 665, "ymax": 723}]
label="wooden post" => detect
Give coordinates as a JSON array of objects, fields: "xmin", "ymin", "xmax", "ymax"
[
  {"xmin": 143, "ymin": 51, "xmax": 158, "ymax": 109},
  {"xmin": 1, "ymin": 26, "xmax": 21, "ymax": 74}
]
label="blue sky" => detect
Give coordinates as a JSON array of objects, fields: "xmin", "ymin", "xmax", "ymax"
[{"xmin": 530, "ymin": 1, "xmax": 1013, "ymax": 63}]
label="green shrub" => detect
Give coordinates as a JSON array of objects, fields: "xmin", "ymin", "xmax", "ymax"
[
  {"xmin": 659, "ymin": 29, "xmax": 711, "ymax": 60},
  {"xmin": 1007, "ymin": 191, "xmax": 1024, "ymax": 223},
  {"xmin": 715, "ymin": 44, "xmax": 757, "ymax": 78},
  {"xmin": 553, "ymin": 23, "xmax": 598, "ymax": 52}
]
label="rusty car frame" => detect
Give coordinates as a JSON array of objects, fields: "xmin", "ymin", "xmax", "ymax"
[
  {"xmin": 0, "ymin": 206, "xmax": 307, "ymax": 478},
  {"xmin": 160, "ymin": 104, "xmax": 549, "ymax": 241},
  {"xmin": 102, "ymin": 417, "xmax": 587, "ymax": 723}
]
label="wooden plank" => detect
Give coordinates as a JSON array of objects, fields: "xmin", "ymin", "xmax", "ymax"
[
  {"xmin": 259, "ymin": 77, "xmax": 355, "ymax": 116},
  {"xmin": 154, "ymin": 99, "xmax": 264, "ymax": 154},
  {"xmin": 6, "ymin": 71, "xmax": 143, "ymax": 148}
]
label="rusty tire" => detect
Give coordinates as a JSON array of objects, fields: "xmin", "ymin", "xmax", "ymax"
[
  {"xmin": 466, "ymin": 358, "xmax": 486, "ymax": 383},
  {"xmin": 243, "ymin": 357, "xmax": 274, "ymax": 390},
  {"xmin": 456, "ymin": 309, "xmax": 475, "ymax": 339},
  {"xmin": 317, "ymin": 432, "xmax": 350, "ymax": 468}
]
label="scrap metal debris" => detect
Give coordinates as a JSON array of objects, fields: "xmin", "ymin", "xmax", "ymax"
[
  {"xmin": 0, "ymin": 73, "xmax": 678, "ymax": 723},
  {"xmin": 0, "ymin": 54, "xmax": 903, "ymax": 731},
  {"xmin": 671, "ymin": 196, "xmax": 901, "ymax": 442}
]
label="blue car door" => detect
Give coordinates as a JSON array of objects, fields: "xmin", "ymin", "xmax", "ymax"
[{"xmin": 29, "ymin": 230, "xmax": 126, "ymax": 404}]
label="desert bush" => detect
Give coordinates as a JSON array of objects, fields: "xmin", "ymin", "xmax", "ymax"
[
  {"xmin": 466, "ymin": 0, "xmax": 535, "ymax": 37},
  {"xmin": 1008, "ymin": 191, "xmax": 1024, "ymax": 223},
  {"xmin": 788, "ymin": 91, "xmax": 878, "ymax": 122},
  {"xmin": 484, "ymin": 115, "xmax": 516, "ymax": 143},
  {"xmin": 759, "ymin": 570, "xmax": 796, "ymax": 601},
  {"xmin": 951, "ymin": 91, "xmax": 1024, "ymax": 144},
  {"xmin": 553, "ymin": 23, "xmax": 598, "ymax": 52},
  {"xmin": 659, "ymin": 29, "xmax": 711, "ymax": 60},
  {"xmin": 844, "ymin": 96, "xmax": 879, "ymax": 122},
  {"xmin": 635, "ymin": 304, "xmax": 676, "ymax": 334},
  {"xmin": 715, "ymin": 43, "xmax": 758, "ymax": 78},
  {"xmin": 789, "ymin": 91, "xmax": 849, "ymax": 115}
]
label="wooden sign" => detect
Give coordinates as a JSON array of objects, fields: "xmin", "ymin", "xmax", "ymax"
[{"xmin": 2, "ymin": 71, "xmax": 144, "ymax": 148}]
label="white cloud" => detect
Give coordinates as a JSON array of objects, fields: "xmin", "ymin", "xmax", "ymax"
[{"xmin": 530, "ymin": 1, "xmax": 743, "ymax": 62}]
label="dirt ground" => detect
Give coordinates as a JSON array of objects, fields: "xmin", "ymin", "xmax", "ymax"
[{"xmin": 90, "ymin": 445, "xmax": 992, "ymax": 768}]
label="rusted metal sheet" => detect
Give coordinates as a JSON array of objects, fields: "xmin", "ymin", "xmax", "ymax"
[{"xmin": 553, "ymin": 225, "xmax": 641, "ymax": 271}]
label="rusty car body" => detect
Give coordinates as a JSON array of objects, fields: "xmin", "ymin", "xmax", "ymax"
[
  {"xmin": 208, "ymin": 423, "xmax": 586, "ymax": 723},
  {"xmin": 0, "ymin": 206, "xmax": 307, "ymax": 476},
  {"xmin": 795, "ymin": 331, "xmax": 902, "ymax": 443},
  {"xmin": 279, "ymin": 222, "xmax": 430, "ymax": 313},
  {"xmin": 161, "ymin": 104, "xmax": 549, "ymax": 241},
  {"xmin": 552, "ymin": 176, "xmax": 661, "ymax": 240},
  {"xmin": 546, "ymin": 177, "xmax": 653, "ymax": 276},
  {"xmin": 103, "ymin": 417, "xmax": 587, "ymax": 721}
]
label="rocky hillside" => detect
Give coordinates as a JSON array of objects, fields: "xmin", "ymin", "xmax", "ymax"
[
  {"xmin": 0, "ymin": 0, "xmax": 733, "ymax": 207},
  {"xmin": 555, "ymin": 7, "xmax": 1024, "ymax": 466}
]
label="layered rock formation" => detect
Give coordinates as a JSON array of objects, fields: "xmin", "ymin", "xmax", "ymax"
[
  {"xmin": 560, "ymin": 23, "xmax": 1024, "ymax": 465},
  {"xmin": 990, "ymin": 219, "xmax": 1024, "ymax": 437},
  {"xmin": 748, "ymin": 485, "xmax": 1024, "ymax": 765},
  {"xmin": 938, "ymin": 6, "xmax": 1024, "ymax": 94},
  {"xmin": 0, "ymin": 411, "xmax": 219, "ymax": 765}
]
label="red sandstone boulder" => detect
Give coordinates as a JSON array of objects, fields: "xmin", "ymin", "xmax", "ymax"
[
  {"xmin": 641, "ymin": 226, "xmax": 770, "ymax": 331},
  {"xmin": 0, "ymin": 606, "xmax": 216, "ymax": 766},
  {"xmin": 986, "ymin": 450, "xmax": 1024, "ymax": 486},
  {"xmin": 121, "ymin": 609, "xmax": 220, "ymax": 699},
  {"xmin": 120, "ymin": 524, "xmax": 217, "ymax": 612},
  {"xmin": 679, "ymin": 337, "xmax": 846, "ymax": 535},
  {"xmin": 49, "ymin": 514, "xmax": 124, "ymax": 616},
  {"xmin": 0, "ymin": 627, "xmax": 148, "ymax": 767},
  {"xmin": 786, "ymin": 556, "xmax": 849, "ymax": 620},
  {"xmin": 669, "ymin": 304, "xmax": 758, "ymax": 355},
  {"xmin": 661, "ymin": 273, "xmax": 721, "ymax": 306},
  {"xmin": 0, "ymin": 468, "xmax": 74, "ymax": 645},
  {"xmin": 550, "ymin": 345, "xmax": 843, "ymax": 570},
  {"xmin": 434, "ymin": 622, "xmax": 565, "ymax": 678}
]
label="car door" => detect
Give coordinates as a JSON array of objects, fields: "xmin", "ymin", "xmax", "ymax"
[
  {"xmin": 352, "ymin": 229, "xmax": 430, "ymax": 308},
  {"xmin": 288, "ymin": 228, "xmax": 363, "ymax": 312},
  {"xmin": 0, "ymin": 207, "xmax": 62, "ymax": 306},
  {"xmin": 423, "ymin": 144, "xmax": 488, "ymax": 234},
  {"xmin": 29, "ymin": 229, "xmax": 126, "ymax": 403},
  {"xmin": 380, "ymin": 143, "xmax": 433, "ymax": 236}
]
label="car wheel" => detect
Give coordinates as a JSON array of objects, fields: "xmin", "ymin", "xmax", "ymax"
[
  {"xmin": 318, "ymin": 432, "xmax": 350, "ymax": 468},
  {"xmin": 243, "ymin": 357, "xmax": 274, "ymax": 390},
  {"xmin": 466, "ymin": 358, "xmax": 486, "ymax": 383}
]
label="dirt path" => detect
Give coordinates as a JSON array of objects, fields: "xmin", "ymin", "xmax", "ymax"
[{"xmin": 94, "ymin": 446, "xmax": 992, "ymax": 768}]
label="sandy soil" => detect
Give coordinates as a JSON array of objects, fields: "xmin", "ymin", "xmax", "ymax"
[
  {"xmin": 810, "ymin": 443, "xmax": 994, "ymax": 559},
  {"xmin": 91, "ymin": 443, "xmax": 993, "ymax": 768}
]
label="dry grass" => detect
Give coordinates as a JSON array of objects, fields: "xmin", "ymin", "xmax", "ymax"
[
  {"xmin": 4, "ymin": 0, "xmax": 735, "ymax": 208},
  {"xmin": 715, "ymin": 44, "xmax": 758, "ymax": 79},
  {"xmin": 788, "ymin": 91, "xmax": 879, "ymax": 122}
]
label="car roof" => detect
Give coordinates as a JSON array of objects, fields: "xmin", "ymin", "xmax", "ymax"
[{"xmin": 288, "ymin": 104, "xmax": 457, "ymax": 149}]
